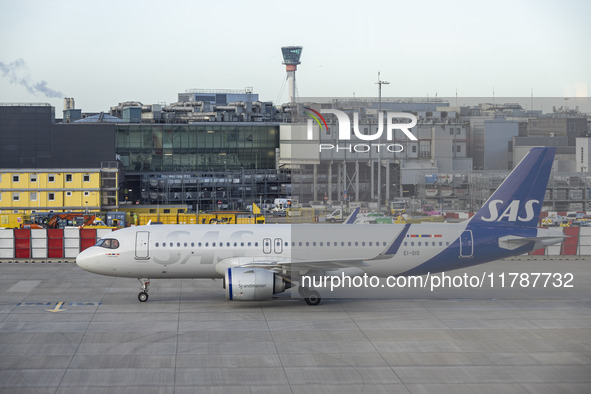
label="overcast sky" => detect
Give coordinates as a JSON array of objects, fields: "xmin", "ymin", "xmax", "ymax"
[{"xmin": 1, "ymin": 0, "xmax": 589, "ymax": 112}]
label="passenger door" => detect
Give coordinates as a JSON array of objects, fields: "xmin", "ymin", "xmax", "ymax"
[
  {"xmin": 459, "ymin": 230, "xmax": 473, "ymax": 258},
  {"xmin": 135, "ymin": 231, "xmax": 150, "ymax": 260}
]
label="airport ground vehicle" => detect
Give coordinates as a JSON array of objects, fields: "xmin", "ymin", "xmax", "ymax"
[
  {"xmin": 0, "ymin": 212, "xmax": 114, "ymax": 229},
  {"xmin": 29, "ymin": 213, "xmax": 113, "ymax": 229},
  {"xmin": 0, "ymin": 213, "xmax": 25, "ymax": 228},
  {"xmin": 422, "ymin": 205, "xmax": 442, "ymax": 216},
  {"xmin": 326, "ymin": 207, "xmax": 345, "ymax": 223},
  {"xmin": 1, "ymin": 208, "xmax": 265, "ymax": 229}
]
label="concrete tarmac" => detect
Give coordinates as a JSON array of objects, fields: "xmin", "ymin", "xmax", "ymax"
[{"xmin": 0, "ymin": 258, "xmax": 590, "ymax": 393}]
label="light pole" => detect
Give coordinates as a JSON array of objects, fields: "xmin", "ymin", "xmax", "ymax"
[
  {"xmin": 375, "ymin": 72, "xmax": 389, "ymax": 211},
  {"xmin": 375, "ymin": 71, "xmax": 390, "ymax": 113}
]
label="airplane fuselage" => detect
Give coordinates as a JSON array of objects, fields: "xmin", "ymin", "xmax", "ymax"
[{"xmin": 76, "ymin": 221, "xmax": 555, "ymax": 280}]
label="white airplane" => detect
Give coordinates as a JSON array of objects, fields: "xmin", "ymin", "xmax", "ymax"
[{"xmin": 77, "ymin": 148, "xmax": 563, "ymax": 305}]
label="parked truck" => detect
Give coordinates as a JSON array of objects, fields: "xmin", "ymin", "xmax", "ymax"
[{"xmin": 326, "ymin": 207, "xmax": 345, "ymax": 223}]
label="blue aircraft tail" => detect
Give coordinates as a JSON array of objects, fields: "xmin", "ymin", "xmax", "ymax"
[{"xmin": 469, "ymin": 147, "xmax": 555, "ymax": 227}]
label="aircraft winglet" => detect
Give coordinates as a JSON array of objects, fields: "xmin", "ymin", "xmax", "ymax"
[
  {"xmin": 370, "ymin": 223, "xmax": 412, "ymax": 260},
  {"xmin": 345, "ymin": 207, "xmax": 361, "ymax": 224}
]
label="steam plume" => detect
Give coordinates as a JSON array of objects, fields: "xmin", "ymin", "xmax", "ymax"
[{"xmin": 0, "ymin": 59, "xmax": 65, "ymax": 98}]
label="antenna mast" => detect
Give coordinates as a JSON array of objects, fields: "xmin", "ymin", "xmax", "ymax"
[{"xmin": 375, "ymin": 71, "xmax": 390, "ymax": 112}]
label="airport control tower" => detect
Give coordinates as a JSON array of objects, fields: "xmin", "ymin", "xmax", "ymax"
[{"xmin": 281, "ymin": 46, "xmax": 303, "ymax": 107}]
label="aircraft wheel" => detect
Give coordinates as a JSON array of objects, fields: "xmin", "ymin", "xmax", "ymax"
[
  {"xmin": 305, "ymin": 290, "xmax": 321, "ymax": 306},
  {"xmin": 297, "ymin": 286, "xmax": 310, "ymax": 298},
  {"xmin": 138, "ymin": 292, "xmax": 149, "ymax": 302}
]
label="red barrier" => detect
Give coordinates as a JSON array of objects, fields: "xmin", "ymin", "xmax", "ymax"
[
  {"xmin": 79, "ymin": 228, "xmax": 96, "ymax": 239},
  {"xmin": 530, "ymin": 248, "xmax": 545, "ymax": 255},
  {"xmin": 562, "ymin": 227, "xmax": 580, "ymax": 255},
  {"xmin": 47, "ymin": 229, "xmax": 64, "ymax": 258},
  {"xmin": 14, "ymin": 229, "xmax": 31, "ymax": 238},
  {"xmin": 80, "ymin": 228, "xmax": 97, "ymax": 252},
  {"xmin": 14, "ymin": 229, "xmax": 30, "ymax": 258}
]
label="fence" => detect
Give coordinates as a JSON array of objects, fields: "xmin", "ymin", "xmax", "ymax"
[{"xmin": 0, "ymin": 228, "xmax": 114, "ymax": 261}]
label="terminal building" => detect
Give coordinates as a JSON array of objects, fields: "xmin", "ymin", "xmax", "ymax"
[
  {"xmin": 1, "ymin": 92, "xmax": 589, "ymax": 214},
  {"xmin": 109, "ymin": 88, "xmax": 276, "ymax": 124},
  {"xmin": 0, "ymin": 100, "xmax": 285, "ymax": 212},
  {"xmin": 114, "ymin": 121, "xmax": 283, "ymax": 210}
]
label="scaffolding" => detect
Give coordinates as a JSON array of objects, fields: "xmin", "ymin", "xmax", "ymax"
[
  {"xmin": 415, "ymin": 171, "xmax": 591, "ymax": 213},
  {"xmin": 138, "ymin": 169, "xmax": 291, "ymax": 211}
]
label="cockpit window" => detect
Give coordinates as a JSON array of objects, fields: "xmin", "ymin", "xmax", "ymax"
[{"xmin": 96, "ymin": 238, "xmax": 120, "ymax": 249}]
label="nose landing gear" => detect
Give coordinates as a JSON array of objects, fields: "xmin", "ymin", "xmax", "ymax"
[{"xmin": 138, "ymin": 278, "xmax": 150, "ymax": 302}]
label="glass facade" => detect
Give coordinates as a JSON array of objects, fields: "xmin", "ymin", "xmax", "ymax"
[
  {"xmin": 281, "ymin": 46, "xmax": 302, "ymax": 64},
  {"xmin": 136, "ymin": 169, "xmax": 292, "ymax": 211},
  {"xmin": 116, "ymin": 123, "xmax": 279, "ymax": 172}
]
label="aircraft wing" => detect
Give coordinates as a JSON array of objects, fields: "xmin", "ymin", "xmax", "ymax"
[
  {"xmin": 215, "ymin": 255, "xmax": 370, "ymax": 276},
  {"xmin": 215, "ymin": 223, "xmax": 411, "ymax": 275}
]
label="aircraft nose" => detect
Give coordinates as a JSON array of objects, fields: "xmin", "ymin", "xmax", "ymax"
[{"xmin": 76, "ymin": 247, "xmax": 93, "ymax": 271}]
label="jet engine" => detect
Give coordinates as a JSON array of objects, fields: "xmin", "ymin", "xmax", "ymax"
[{"xmin": 225, "ymin": 267, "xmax": 291, "ymax": 301}]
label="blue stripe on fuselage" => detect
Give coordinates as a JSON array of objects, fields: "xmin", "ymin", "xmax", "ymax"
[{"xmin": 398, "ymin": 225, "xmax": 536, "ymax": 276}]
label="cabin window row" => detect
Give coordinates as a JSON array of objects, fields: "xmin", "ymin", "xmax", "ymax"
[
  {"xmin": 292, "ymin": 241, "xmax": 388, "ymax": 247},
  {"xmin": 153, "ymin": 241, "xmax": 389, "ymax": 248},
  {"xmin": 155, "ymin": 241, "xmax": 261, "ymax": 248}
]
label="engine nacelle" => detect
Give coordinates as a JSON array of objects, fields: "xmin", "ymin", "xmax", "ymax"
[{"xmin": 225, "ymin": 267, "xmax": 290, "ymax": 301}]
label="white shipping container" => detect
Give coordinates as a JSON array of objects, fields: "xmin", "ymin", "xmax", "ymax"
[
  {"xmin": 0, "ymin": 238, "xmax": 13, "ymax": 248},
  {"xmin": 0, "ymin": 248, "xmax": 14, "ymax": 258},
  {"xmin": 31, "ymin": 238, "xmax": 47, "ymax": 248},
  {"xmin": 569, "ymin": 189, "xmax": 583, "ymax": 200},
  {"xmin": 570, "ymin": 203, "xmax": 584, "ymax": 211},
  {"xmin": 64, "ymin": 228, "xmax": 80, "ymax": 239},
  {"xmin": 579, "ymin": 227, "xmax": 591, "ymax": 237},
  {"xmin": 31, "ymin": 229, "xmax": 47, "ymax": 239},
  {"xmin": 0, "ymin": 229, "xmax": 14, "ymax": 239},
  {"xmin": 65, "ymin": 247, "xmax": 80, "ymax": 258},
  {"xmin": 64, "ymin": 238, "xmax": 79, "ymax": 248},
  {"xmin": 97, "ymin": 228, "xmax": 114, "ymax": 238},
  {"xmin": 579, "ymin": 245, "xmax": 591, "ymax": 255},
  {"xmin": 32, "ymin": 248, "xmax": 48, "ymax": 258},
  {"xmin": 578, "ymin": 236, "xmax": 591, "ymax": 246},
  {"xmin": 547, "ymin": 245, "xmax": 561, "ymax": 256}
]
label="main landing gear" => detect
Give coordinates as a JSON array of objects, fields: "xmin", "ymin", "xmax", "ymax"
[
  {"xmin": 297, "ymin": 286, "xmax": 321, "ymax": 306},
  {"xmin": 138, "ymin": 278, "xmax": 150, "ymax": 302}
]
